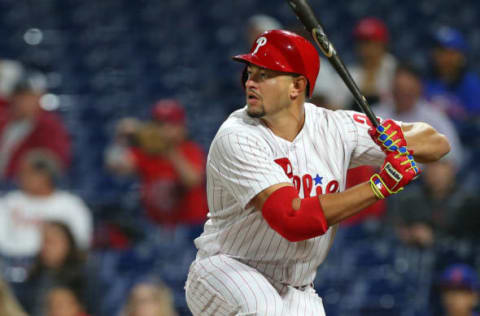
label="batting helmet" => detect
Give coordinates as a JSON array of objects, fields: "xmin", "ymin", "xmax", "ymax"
[{"xmin": 233, "ymin": 30, "xmax": 320, "ymax": 97}]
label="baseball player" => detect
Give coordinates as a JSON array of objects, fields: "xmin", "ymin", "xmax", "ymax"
[{"xmin": 185, "ymin": 30, "xmax": 450, "ymax": 315}]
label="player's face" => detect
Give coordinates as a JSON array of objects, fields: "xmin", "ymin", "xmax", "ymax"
[{"xmin": 244, "ymin": 65, "xmax": 295, "ymax": 118}]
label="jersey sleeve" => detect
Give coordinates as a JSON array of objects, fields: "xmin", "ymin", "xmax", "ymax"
[
  {"xmin": 209, "ymin": 132, "xmax": 290, "ymax": 209},
  {"xmin": 335, "ymin": 111, "xmax": 386, "ymax": 168}
]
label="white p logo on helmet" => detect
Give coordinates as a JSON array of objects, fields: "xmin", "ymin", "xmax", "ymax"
[{"xmin": 253, "ymin": 37, "xmax": 267, "ymax": 55}]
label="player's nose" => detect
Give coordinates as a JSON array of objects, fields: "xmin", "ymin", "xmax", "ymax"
[{"xmin": 245, "ymin": 77, "xmax": 259, "ymax": 90}]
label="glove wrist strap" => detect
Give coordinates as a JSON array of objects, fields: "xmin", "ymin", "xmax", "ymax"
[{"xmin": 370, "ymin": 173, "xmax": 393, "ymax": 200}]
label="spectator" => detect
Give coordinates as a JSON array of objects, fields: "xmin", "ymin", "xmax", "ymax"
[
  {"xmin": 0, "ymin": 59, "xmax": 23, "ymax": 99},
  {"xmin": 315, "ymin": 17, "xmax": 397, "ymax": 109},
  {"xmin": 16, "ymin": 221, "xmax": 90, "ymax": 316},
  {"xmin": 311, "ymin": 61, "xmax": 345, "ymax": 110},
  {"xmin": 425, "ymin": 27, "xmax": 480, "ymax": 124},
  {"xmin": 106, "ymin": 99, "xmax": 208, "ymax": 227},
  {"xmin": 0, "ymin": 150, "xmax": 92, "ymax": 258},
  {"xmin": 438, "ymin": 263, "xmax": 479, "ymax": 316},
  {"xmin": 104, "ymin": 117, "xmax": 141, "ymax": 176},
  {"xmin": 386, "ymin": 159, "xmax": 477, "ymax": 247},
  {"xmin": 121, "ymin": 279, "xmax": 177, "ymax": 316},
  {"xmin": 0, "ymin": 74, "xmax": 71, "ymax": 180},
  {"xmin": 0, "ymin": 276, "xmax": 27, "ymax": 316},
  {"xmin": 45, "ymin": 285, "xmax": 90, "ymax": 316},
  {"xmin": 375, "ymin": 63, "xmax": 464, "ymax": 167},
  {"xmin": 0, "ymin": 59, "xmax": 23, "ymax": 119}
]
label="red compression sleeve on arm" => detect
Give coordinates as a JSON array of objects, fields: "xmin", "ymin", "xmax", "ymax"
[{"xmin": 261, "ymin": 186, "xmax": 329, "ymax": 242}]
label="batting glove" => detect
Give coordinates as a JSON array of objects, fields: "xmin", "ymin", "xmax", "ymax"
[
  {"xmin": 368, "ymin": 119, "xmax": 407, "ymax": 153},
  {"xmin": 370, "ymin": 147, "xmax": 421, "ymax": 199}
]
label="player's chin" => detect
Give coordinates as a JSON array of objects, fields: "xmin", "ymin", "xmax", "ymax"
[{"xmin": 246, "ymin": 104, "xmax": 266, "ymax": 118}]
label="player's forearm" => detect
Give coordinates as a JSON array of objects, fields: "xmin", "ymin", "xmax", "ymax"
[
  {"xmin": 402, "ymin": 122, "xmax": 450, "ymax": 163},
  {"xmin": 319, "ymin": 182, "xmax": 378, "ymax": 226}
]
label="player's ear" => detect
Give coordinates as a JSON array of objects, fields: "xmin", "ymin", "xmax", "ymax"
[{"xmin": 289, "ymin": 76, "xmax": 307, "ymax": 99}]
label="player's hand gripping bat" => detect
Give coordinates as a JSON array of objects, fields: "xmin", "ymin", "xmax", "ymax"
[{"xmin": 286, "ymin": 0, "xmax": 380, "ymax": 128}]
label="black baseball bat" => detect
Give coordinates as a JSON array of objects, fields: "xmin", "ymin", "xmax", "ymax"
[{"xmin": 286, "ymin": 0, "xmax": 379, "ymax": 128}]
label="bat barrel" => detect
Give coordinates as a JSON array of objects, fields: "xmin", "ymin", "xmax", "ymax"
[
  {"xmin": 326, "ymin": 53, "xmax": 380, "ymax": 127},
  {"xmin": 286, "ymin": 0, "xmax": 380, "ymax": 128},
  {"xmin": 287, "ymin": 0, "xmax": 321, "ymax": 31}
]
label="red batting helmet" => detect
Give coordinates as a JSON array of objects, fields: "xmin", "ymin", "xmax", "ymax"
[
  {"xmin": 233, "ymin": 30, "xmax": 320, "ymax": 97},
  {"xmin": 353, "ymin": 18, "xmax": 389, "ymax": 43}
]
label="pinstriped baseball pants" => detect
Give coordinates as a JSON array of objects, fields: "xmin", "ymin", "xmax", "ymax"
[{"xmin": 185, "ymin": 254, "xmax": 326, "ymax": 316}]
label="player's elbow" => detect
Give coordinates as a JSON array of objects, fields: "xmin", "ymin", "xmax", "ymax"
[
  {"xmin": 424, "ymin": 131, "xmax": 451, "ymax": 162},
  {"xmin": 273, "ymin": 223, "xmax": 307, "ymax": 242},
  {"xmin": 265, "ymin": 212, "xmax": 329, "ymax": 242},
  {"xmin": 280, "ymin": 228, "xmax": 324, "ymax": 242},
  {"xmin": 409, "ymin": 124, "xmax": 451, "ymax": 163},
  {"xmin": 271, "ymin": 221, "xmax": 326, "ymax": 242},
  {"xmin": 282, "ymin": 232, "xmax": 306, "ymax": 243},
  {"xmin": 435, "ymin": 133, "xmax": 451, "ymax": 161},
  {"xmin": 261, "ymin": 186, "xmax": 329, "ymax": 242},
  {"xmin": 262, "ymin": 218, "xmax": 304, "ymax": 242}
]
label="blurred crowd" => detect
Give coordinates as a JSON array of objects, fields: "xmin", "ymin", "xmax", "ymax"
[{"xmin": 0, "ymin": 7, "xmax": 479, "ymax": 316}]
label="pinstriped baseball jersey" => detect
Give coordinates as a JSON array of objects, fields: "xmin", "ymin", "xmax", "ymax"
[{"xmin": 194, "ymin": 102, "xmax": 385, "ymax": 287}]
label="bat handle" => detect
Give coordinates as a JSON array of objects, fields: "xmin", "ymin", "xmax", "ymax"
[
  {"xmin": 328, "ymin": 55, "xmax": 380, "ymax": 128},
  {"xmin": 287, "ymin": 0, "xmax": 380, "ymax": 128},
  {"xmin": 355, "ymin": 95, "xmax": 379, "ymax": 128}
]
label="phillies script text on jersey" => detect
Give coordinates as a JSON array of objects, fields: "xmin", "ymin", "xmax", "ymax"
[{"xmin": 274, "ymin": 157, "xmax": 339, "ymax": 197}]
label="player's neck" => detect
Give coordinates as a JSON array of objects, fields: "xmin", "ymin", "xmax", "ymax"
[{"xmin": 261, "ymin": 103, "xmax": 305, "ymax": 142}]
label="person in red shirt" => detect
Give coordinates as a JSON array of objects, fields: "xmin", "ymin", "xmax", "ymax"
[
  {"xmin": 106, "ymin": 99, "xmax": 208, "ymax": 226},
  {"xmin": 0, "ymin": 77, "xmax": 71, "ymax": 179}
]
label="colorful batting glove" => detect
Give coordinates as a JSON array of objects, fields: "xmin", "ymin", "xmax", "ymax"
[
  {"xmin": 370, "ymin": 147, "xmax": 421, "ymax": 199},
  {"xmin": 368, "ymin": 119, "xmax": 407, "ymax": 153}
]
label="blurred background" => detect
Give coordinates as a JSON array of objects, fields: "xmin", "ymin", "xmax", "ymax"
[{"xmin": 0, "ymin": 0, "xmax": 479, "ymax": 315}]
